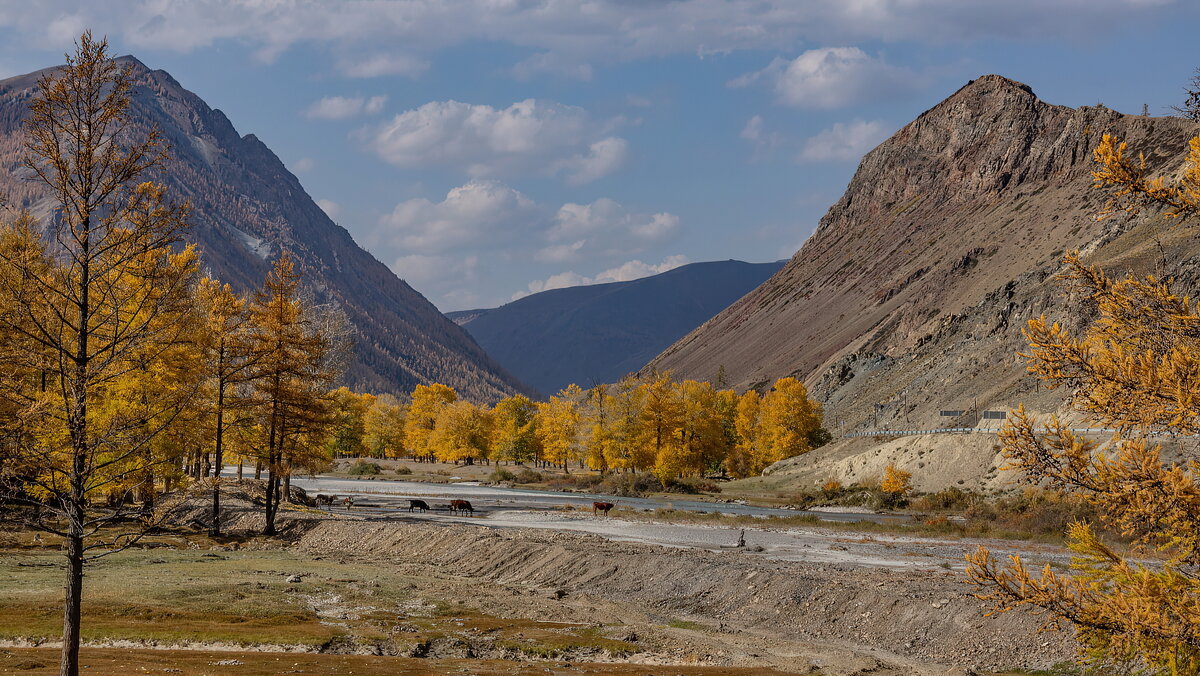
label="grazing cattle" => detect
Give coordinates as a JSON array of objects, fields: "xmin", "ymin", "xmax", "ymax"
[
  {"xmin": 408, "ymin": 499, "xmax": 430, "ymax": 513},
  {"xmin": 448, "ymin": 499, "xmax": 474, "ymax": 515},
  {"xmin": 343, "ymin": 496, "xmax": 355, "ymax": 510},
  {"xmin": 315, "ymin": 494, "xmax": 336, "ymax": 507},
  {"xmin": 592, "ymin": 501, "xmax": 615, "ymax": 516}
]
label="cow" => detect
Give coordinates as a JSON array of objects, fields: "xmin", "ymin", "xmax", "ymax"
[
  {"xmin": 343, "ymin": 496, "xmax": 355, "ymax": 510},
  {"xmin": 448, "ymin": 499, "xmax": 474, "ymax": 515},
  {"xmin": 592, "ymin": 501, "xmax": 615, "ymax": 516},
  {"xmin": 315, "ymin": 494, "xmax": 336, "ymax": 507},
  {"xmin": 408, "ymin": 499, "xmax": 431, "ymax": 513}
]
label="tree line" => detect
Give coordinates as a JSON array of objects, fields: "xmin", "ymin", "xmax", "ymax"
[{"xmin": 322, "ymin": 374, "xmax": 830, "ymax": 482}]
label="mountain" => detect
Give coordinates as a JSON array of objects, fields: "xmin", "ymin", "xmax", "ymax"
[
  {"xmin": 646, "ymin": 75, "xmax": 1200, "ymax": 441},
  {"xmin": 0, "ymin": 56, "xmax": 529, "ymax": 402},
  {"xmin": 449, "ymin": 260, "xmax": 784, "ymax": 396}
]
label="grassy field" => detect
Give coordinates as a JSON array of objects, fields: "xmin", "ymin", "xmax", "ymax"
[
  {"xmin": 0, "ymin": 648, "xmax": 797, "ymax": 675},
  {"xmin": 0, "ymin": 528, "xmax": 733, "ymax": 672}
]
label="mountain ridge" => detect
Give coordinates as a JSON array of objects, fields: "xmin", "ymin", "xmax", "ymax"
[
  {"xmin": 452, "ymin": 259, "xmax": 784, "ymax": 396},
  {"xmin": 0, "ymin": 56, "xmax": 530, "ymax": 401},
  {"xmin": 646, "ymin": 74, "xmax": 1200, "ymax": 435}
]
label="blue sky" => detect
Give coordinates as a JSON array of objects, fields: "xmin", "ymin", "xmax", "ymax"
[{"xmin": 0, "ymin": 1, "xmax": 1195, "ymax": 311}]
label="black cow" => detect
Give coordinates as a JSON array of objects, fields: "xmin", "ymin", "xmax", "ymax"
[{"xmin": 408, "ymin": 499, "xmax": 431, "ymax": 512}]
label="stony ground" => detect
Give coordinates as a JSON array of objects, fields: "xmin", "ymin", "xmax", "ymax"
[{"xmin": 0, "ymin": 487, "xmax": 1082, "ymax": 674}]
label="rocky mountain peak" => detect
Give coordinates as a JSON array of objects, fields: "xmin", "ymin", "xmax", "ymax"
[{"xmin": 647, "ymin": 75, "xmax": 1199, "ymax": 433}]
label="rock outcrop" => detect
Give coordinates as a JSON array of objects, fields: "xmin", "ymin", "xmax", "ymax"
[{"xmin": 647, "ymin": 75, "xmax": 1200, "ymax": 434}]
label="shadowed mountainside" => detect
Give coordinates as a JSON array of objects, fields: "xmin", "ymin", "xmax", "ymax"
[
  {"xmin": 449, "ymin": 260, "xmax": 784, "ymax": 396},
  {"xmin": 0, "ymin": 56, "xmax": 529, "ymax": 401}
]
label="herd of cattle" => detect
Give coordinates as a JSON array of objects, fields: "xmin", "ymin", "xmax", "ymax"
[{"xmin": 313, "ymin": 494, "xmax": 616, "ymax": 517}]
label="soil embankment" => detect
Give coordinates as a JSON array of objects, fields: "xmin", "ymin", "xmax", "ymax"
[{"xmin": 297, "ymin": 518, "xmax": 1076, "ymax": 672}]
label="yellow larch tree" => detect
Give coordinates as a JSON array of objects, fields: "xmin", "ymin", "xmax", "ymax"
[
  {"xmin": 403, "ymin": 383, "xmax": 456, "ymax": 462},
  {"xmin": 363, "ymin": 393, "xmax": 406, "ymax": 459},
  {"xmin": 728, "ymin": 389, "xmax": 761, "ymax": 479},
  {"xmin": 537, "ymin": 386, "xmax": 583, "ymax": 471},
  {"xmin": 965, "ymin": 128, "xmax": 1200, "ymax": 672},
  {"xmin": 431, "ymin": 400, "xmax": 492, "ymax": 465},
  {"xmin": 0, "ymin": 34, "xmax": 201, "ymax": 676},
  {"xmin": 491, "ymin": 394, "xmax": 539, "ymax": 465},
  {"xmin": 756, "ymin": 377, "xmax": 824, "ymax": 470}
]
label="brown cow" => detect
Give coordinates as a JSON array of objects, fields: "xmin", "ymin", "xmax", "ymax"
[
  {"xmin": 343, "ymin": 496, "xmax": 355, "ymax": 510},
  {"xmin": 315, "ymin": 494, "xmax": 336, "ymax": 507},
  {"xmin": 592, "ymin": 501, "xmax": 614, "ymax": 516},
  {"xmin": 448, "ymin": 499, "xmax": 474, "ymax": 515}
]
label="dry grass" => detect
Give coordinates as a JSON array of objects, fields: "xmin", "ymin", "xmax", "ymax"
[{"xmin": 0, "ymin": 647, "xmax": 796, "ymax": 675}]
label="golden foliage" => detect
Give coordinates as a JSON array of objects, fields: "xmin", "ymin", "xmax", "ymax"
[
  {"xmin": 967, "ymin": 131, "xmax": 1200, "ymax": 673},
  {"xmin": 880, "ymin": 464, "xmax": 912, "ymax": 496}
]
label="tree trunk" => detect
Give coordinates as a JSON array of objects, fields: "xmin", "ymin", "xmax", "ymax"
[
  {"xmin": 254, "ymin": 461, "xmax": 261, "ymax": 480},
  {"xmin": 60, "ymin": 527, "xmax": 84, "ymax": 676},
  {"xmin": 283, "ymin": 472, "xmax": 291, "ymax": 504},
  {"xmin": 211, "ymin": 385, "xmax": 225, "ymax": 536}
]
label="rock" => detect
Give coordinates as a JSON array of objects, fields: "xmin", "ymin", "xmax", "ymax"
[{"xmin": 286, "ymin": 574, "xmax": 302, "ymax": 583}]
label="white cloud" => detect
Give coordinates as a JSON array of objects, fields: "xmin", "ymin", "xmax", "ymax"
[
  {"xmin": 549, "ymin": 199, "xmax": 679, "ymax": 248},
  {"xmin": 377, "ymin": 180, "xmax": 539, "ymax": 254},
  {"xmin": 798, "ymin": 119, "xmax": 891, "ymax": 163},
  {"xmin": 316, "ymin": 198, "xmax": 340, "ymax": 219},
  {"xmin": 7, "ymin": 1, "xmax": 1171, "ymax": 63},
  {"xmin": 291, "ymin": 157, "xmax": 316, "ymax": 172},
  {"xmin": 369, "ymin": 180, "xmax": 683, "ymax": 308},
  {"xmin": 731, "ymin": 48, "xmax": 919, "ymax": 108},
  {"xmin": 305, "ymin": 95, "xmax": 387, "ymax": 120},
  {"xmin": 535, "ymin": 240, "xmax": 586, "ymax": 264},
  {"xmin": 551, "ymin": 137, "xmax": 628, "ymax": 186},
  {"xmin": 339, "ymin": 53, "xmax": 430, "ymax": 78},
  {"xmin": 741, "ymin": 115, "xmax": 764, "ymax": 142},
  {"xmin": 368, "ymin": 99, "xmax": 626, "ymax": 184},
  {"xmin": 518, "ymin": 255, "xmax": 690, "ymax": 298}
]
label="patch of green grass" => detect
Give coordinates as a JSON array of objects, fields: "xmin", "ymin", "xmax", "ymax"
[{"xmin": 665, "ymin": 618, "xmax": 704, "ymax": 631}]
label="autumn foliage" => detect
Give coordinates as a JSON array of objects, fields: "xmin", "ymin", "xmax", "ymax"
[{"xmin": 966, "ymin": 130, "xmax": 1200, "ymax": 672}]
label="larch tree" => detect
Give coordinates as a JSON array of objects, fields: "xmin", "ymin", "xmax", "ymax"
[
  {"xmin": 604, "ymin": 376, "xmax": 647, "ymax": 472},
  {"xmin": 728, "ymin": 389, "xmax": 761, "ymax": 478},
  {"xmin": 403, "ymin": 383, "xmax": 456, "ymax": 462},
  {"xmin": 363, "ymin": 393, "xmax": 405, "ymax": 458},
  {"xmin": 537, "ymin": 386, "xmax": 583, "ymax": 471},
  {"xmin": 431, "ymin": 400, "xmax": 492, "ymax": 464},
  {"xmin": 756, "ymin": 377, "xmax": 824, "ymax": 470},
  {"xmin": 491, "ymin": 394, "xmax": 538, "ymax": 465},
  {"xmin": 248, "ymin": 252, "xmax": 342, "ymax": 536},
  {"xmin": 196, "ymin": 278, "xmax": 258, "ymax": 536},
  {"xmin": 582, "ymin": 383, "xmax": 613, "ymax": 473},
  {"xmin": 965, "ymin": 131, "xmax": 1200, "ymax": 672},
  {"xmin": 0, "ymin": 34, "xmax": 201, "ymax": 676}
]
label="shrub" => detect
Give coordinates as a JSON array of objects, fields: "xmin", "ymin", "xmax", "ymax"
[
  {"xmin": 821, "ymin": 478, "xmax": 844, "ymax": 498},
  {"xmin": 346, "ymin": 460, "xmax": 382, "ymax": 476},
  {"xmin": 393, "ymin": 465, "xmax": 413, "ymax": 476},
  {"xmin": 515, "ymin": 468, "xmax": 543, "ymax": 483},
  {"xmin": 489, "ymin": 468, "xmax": 517, "ymax": 483}
]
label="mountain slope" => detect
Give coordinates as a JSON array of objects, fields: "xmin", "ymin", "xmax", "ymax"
[
  {"xmin": 647, "ymin": 75, "xmax": 1200, "ymax": 435},
  {"xmin": 450, "ymin": 260, "xmax": 784, "ymax": 395},
  {"xmin": 0, "ymin": 56, "xmax": 528, "ymax": 401}
]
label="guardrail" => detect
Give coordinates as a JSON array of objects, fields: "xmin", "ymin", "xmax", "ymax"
[{"xmin": 844, "ymin": 427, "xmax": 1151, "ymax": 438}]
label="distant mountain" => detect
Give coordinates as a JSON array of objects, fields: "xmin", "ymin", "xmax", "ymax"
[
  {"xmin": 646, "ymin": 75, "xmax": 1200, "ymax": 433},
  {"xmin": 449, "ymin": 260, "xmax": 784, "ymax": 396},
  {"xmin": 0, "ymin": 56, "xmax": 529, "ymax": 401}
]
